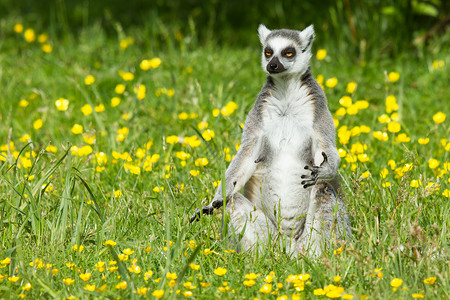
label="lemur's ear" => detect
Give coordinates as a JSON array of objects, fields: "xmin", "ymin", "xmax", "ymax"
[
  {"xmin": 299, "ymin": 25, "xmax": 315, "ymax": 52},
  {"xmin": 258, "ymin": 24, "xmax": 271, "ymax": 44}
]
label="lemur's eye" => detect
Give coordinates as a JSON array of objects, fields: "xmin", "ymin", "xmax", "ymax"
[
  {"xmin": 285, "ymin": 52, "xmax": 293, "ymax": 57},
  {"xmin": 264, "ymin": 48, "xmax": 273, "ymax": 58}
]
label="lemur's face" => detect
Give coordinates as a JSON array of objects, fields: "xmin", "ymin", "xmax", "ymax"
[{"xmin": 258, "ymin": 25, "xmax": 315, "ymax": 76}]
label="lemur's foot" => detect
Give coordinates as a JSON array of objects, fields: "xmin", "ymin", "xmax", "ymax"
[{"xmin": 301, "ymin": 152, "xmax": 328, "ymax": 189}]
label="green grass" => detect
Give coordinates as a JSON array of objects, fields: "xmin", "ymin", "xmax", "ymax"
[{"xmin": 0, "ymin": 12, "xmax": 449, "ymax": 300}]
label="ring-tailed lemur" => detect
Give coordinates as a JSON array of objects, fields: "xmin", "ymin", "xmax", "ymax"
[{"xmin": 190, "ymin": 25, "xmax": 351, "ymax": 257}]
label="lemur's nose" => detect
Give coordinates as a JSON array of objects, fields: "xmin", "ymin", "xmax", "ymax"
[
  {"xmin": 269, "ymin": 62, "xmax": 278, "ymax": 69},
  {"xmin": 267, "ymin": 57, "xmax": 285, "ymax": 74}
]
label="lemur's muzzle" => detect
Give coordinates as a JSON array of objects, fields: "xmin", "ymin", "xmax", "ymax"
[{"xmin": 267, "ymin": 57, "xmax": 285, "ymax": 74}]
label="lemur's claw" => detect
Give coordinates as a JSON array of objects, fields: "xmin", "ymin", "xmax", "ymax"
[
  {"xmin": 302, "ymin": 163, "xmax": 320, "ymax": 189},
  {"xmin": 301, "ymin": 179, "xmax": 318, "ymax": 189}
]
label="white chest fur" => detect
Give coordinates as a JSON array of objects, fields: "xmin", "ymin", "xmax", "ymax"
[{"xmin": 263, "ymin": 80, "xmax": 315, "ymax": 151}]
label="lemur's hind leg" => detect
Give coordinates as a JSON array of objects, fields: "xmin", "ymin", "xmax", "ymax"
[
  {"xmin": 297, "ymin": 182, "xmax": 351, "ymax": 257},
  {"xmin": 226, "ymin": 193, "xmax": 277, "ymax": 252}
]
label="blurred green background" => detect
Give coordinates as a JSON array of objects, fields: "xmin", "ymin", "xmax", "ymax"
[{"xmin": 2, "ymin": 0, "xmax": 449, "ymax": 59}]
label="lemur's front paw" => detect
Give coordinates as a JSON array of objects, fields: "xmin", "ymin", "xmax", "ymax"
[
  {"xmin": 189, "ymin": 206, "xmax": 214, "ymax": 223},
  {"xmin": 189, "ymin": 197, "xmax": 224, "ymax": 223},
  {"xmin": 301, "ymin": 152, "xmax": 328, "ymax": 189}
]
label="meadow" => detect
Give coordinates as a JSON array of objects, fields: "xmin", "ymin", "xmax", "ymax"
[{"xmin": 0, "ymin": 7, "xmax": 449, "ymax": 300}]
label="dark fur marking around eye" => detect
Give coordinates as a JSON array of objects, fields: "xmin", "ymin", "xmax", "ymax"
[
  {"xmin": 264, "ymin": 47, "xmax": 273, "ymax": 58},
  {"xmin": 282, "ymin": 47, "xmax": 296, "ymax": 58}
]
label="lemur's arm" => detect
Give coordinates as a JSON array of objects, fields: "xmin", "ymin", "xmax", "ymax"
[
  {"xmin": 301, "ymin": 101, "xmax": 339, "ymax": 189},
  {"xmin": 189, "ymin": 107, "xmax": 263, "ymax": 222}
]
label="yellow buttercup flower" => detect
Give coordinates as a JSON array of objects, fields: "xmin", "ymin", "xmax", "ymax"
[
  {"xmin": 316, "ymin": 49, "xmax": 327, "ymax": 60},
  {"xmin": 410, "ymin": 180, "xmax": 422, "ymax": 188},
  {"xmin": 84, "ymin": 284, "xmax": 96, "ymax": 291},
  {"xmin": 1, "ymin": 257, "xmax": 11, "ymax": 265},
  {"xmin": 387, "ymin": 121, "xmax": 401, "ymax": 133},
  {"xmin": 37, "ymin": 33, "xmax": 48, "ymax": 43},
  {"xmin": 84, "ymin": 75, "xmax": 95, "ymax": 85},
  {"xmin": 115, "ymin": 84, "xmax": 126, "ymax": 94},
  {"xmin": 153, "ymin": 186, "xmax": 164, "ymax": 193},
  {"xmin": 201, "ymin": 248, "xmax": 212, "ymax": 255},
  {"xmin": 33, "ymin": 119, "xmax": 43, "ymax": 130},
  {"xmin": 123, "ymin": 248, "xmax": 134, "ymax": 255},
  {"xmin": 324, "ymin": 284, "xmax": 344, "ymax": 298},
  {"xmin": 432, "ymin": 60, "xmax": 445, "ymax": 70},
  {"xmin": 428, "ymin": 158, "xmax": 439, "ymax": 169},
  {"xmin": 339, "ymin": 96, "xmax": 352, "ymax": 107},
  {"xmin": 79, "ymin": 273, "xmax": 91, "ymax": 281},
  {"xmin": 395, "ymin": 133, "xmax": 410, "ymax": 143},
  {"xmin": 71, "ymin": 124, "xmax": 83, "ymax": 134},
  {"xmin": 259, "ymin": 283, "xmax": 272, "ymax": 294},
  {"xmin": 423, "ymin": 276, "xmax": 436, "ymax": 285},
  {"xmin": 136, "ymin": 84, "xmax": 146, "ymax": 100},
  {"xmin": 103, "ymin": 240, "xmax": 117, "ymax": 247},
  {"xmin": 214, "ymin": 267, "xmax": 227, "ymax": 276},
  {"xmin": 373, "ymin": 131, "xmax": 389, "ymax": 141},
  {"xmin": 385, "ymin": 95, "xmax": 398, "ymax": 113},
  {"xmin": 346, "ymin": 81, "xmax": 357, "ymax": 94},
  {"xmin": 115, "ymin": 281, "xmax": 127, "ymax": 289},
  {"xmin": 390, "ymin": 278, "xmax": 403, "ymax": 290},
  {"xmin": 333, "ymin": 246, "xmax": 343, "ymax": 255},
  {"xmin": 380, "ymin": 168, "xmax": 389, "ymax": 179},
  {"xmin": 149, "ymin": 57, "xmax": 162, "ymax": 68},
  {"xmin": 63, "ymin": 278, "xmax": 75, "ymax": 285},
  {"xmin": 220, "ymin": 101, "xmax": 238, "ymax": 116},
  {"xmin": 178, "ymin": 112, "xmax": 189, "ymax": 120},
  {"xmin": 432, "ymin": 112, "xmax": 446, "ymax": 124},
  {"xmin": 152, "ymin": 290, "xmax": 164, "ymax": 299},
  {"xmin": 19, "ymin": 99, "xmax": 29, "ymax": 107},
  {"xmin": 42, "ymin": 44, "xmax": 53, "ymax": 53},
  {"xmin": 388, "ymin": 71, "xmax": 400, "ymax": 83},
  {"xmin": 202, "ymin": 129, "xmax": 215, "ymax": 141},
  {"xmin": 24, "ymin": 28, "xmax": 36, "ymax": 43},
  {"xmin": 119, "ymin": 37, "xmax": 134, "ymax": 49},
  {"xmin": 245, "ymin": 273, "xmax": 259, "ymax": 280},
  {"xmin": 81, "ymin": 104, "xmax": 93, "ymax": 115},
  {"xmin": 14, "ymin": 23, "xmax": 24, "ymax": 33},
  {"xmin": 325, "ymin": 77, "xmax": 338, "ymax": 88},
  {"xmin": 140, "ymin": 58, "xmax": 162, "ymax": 70},
  {"xmin": 118, "ymin": 254, "xmax": 128, "ymax": 261},
  {"xmin": 314, "ymin": 288, "xmax": 325, "ymax": 295},
  {"xmin": 418, "ymin": 137, "xmax": 429, "ymax": 145},
  {"xmin": 119, "ymin": 71, "xmax": 134, "ymax": 81},
  {"xmin": 137, "ymin": 287, "xmax": 148, "ymax": 295},
  {"xmin": 55, "ymin": 98, "xmax": 69, "ymax": 111},
  {"xmin": 194, "ymin": 157, "xmax": 209, "ymax": 167}
]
